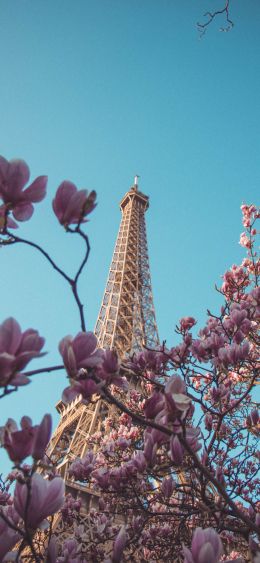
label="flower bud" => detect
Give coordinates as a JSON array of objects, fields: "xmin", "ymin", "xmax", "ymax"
[{"xmin": 32, "ymin": 414, "xmax": 52, "ymax": 460}]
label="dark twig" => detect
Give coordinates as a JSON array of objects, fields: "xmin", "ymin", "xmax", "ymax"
[
  {"xmin": 4, "ymin": 231, "xmax": 72, "ymax": 284},
  {"xmin": 22, "ymin": 365, "xmax": 64, "ymax": 377},
  {"xmin": 4, "ymin": 226, "xmax": 90, "ymax": 332},
  {"xmin": 197, "ymin": 0, "xmax": 234, "ymax": 37}
]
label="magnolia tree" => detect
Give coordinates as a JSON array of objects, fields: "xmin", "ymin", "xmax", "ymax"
[{"xmin": 0, "ymin": 155, "xmax": 259, "ymax": 563}]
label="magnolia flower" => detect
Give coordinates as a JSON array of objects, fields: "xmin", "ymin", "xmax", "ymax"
[
  {"xmin": 32, "ymin": 413, "xmax": 52, "ymax": 460},
  {"xmin": 161, "ymin": 476, "xmax": 176, "ymax": 498},
  {"xmin": 59, "ymin": 332, "xmax": 103, "ymax": 378},
  {"xmin": 59, "ymin": 538, "xmax": 80, "ymax": 560},
  {"xmin": 165, "ymin": 375, "xmax": 191, "ymax": 415},
  {"xmin": 0, "ymin": 416, "xmax": 35, "ymax": 462},
  {"xmin": 0, "ymin": 156, "xmax": 47, "ymax": 221},
  {"xmin": 0, "ymin": 505, "xmax": 20, "ymax": 560},
  {"xmin": 180, "ymin": 316, "xmax": 196, "ymax": 331},
  {"xmin": 46, "ymin": 537, "xmax": 57, "ymax": 563},
  {"xmin": 14, "ymin": 473, "xmax": 65, "ymax": 529},
  {"xmin": 0, "ymin": 317, "xmax": 45, "ymax": 388},
  {"xmin": 62, "ymin": 376, "xmax": 99, "ymax": 404},
  {"xmin": 239, "ymin": 232, "xmax": 252, "ymax": 249},
  {"xmin": 170, "ymin": 435, "xmax": 183, "ymax": 464},
  {"xmin": 68, "ymin": 450, "xmax": 96, "ymax": 481},
  {"xmin": 183, "ymin": 527, "xmax": 223, "ymax": 563},
  {"xmin": 143, "ymin": 434, "xmax": 157, "ymax": 464},
  {"xmin": 52, "ymin": 181, "xmax": 96, "ymax": 227},
  {"xmin": 0, "ymin": 413, "xmax": 51, "ymax": 463},
  {"xmin": 113, "ymin": 526, "xmax": 127, "ymax": 562},
  {"xmin": 144, "ymin": 391, "xmax": 164, "ymax": 419},
  {"xmin": 96, "ymin": 349, "xmax": 127, "ymax": 390}
]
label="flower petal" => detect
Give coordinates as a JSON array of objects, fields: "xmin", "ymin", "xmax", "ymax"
[
  {"xmin": 0, "ymin": 318, "xmax": 21, "ymax": 355},
  {"xmin": 23, "ymin": 176, "xmax": 47, "ymax": 202},
  {"xmin": 12, "ymin": 202, "xmax": 34, "ymax": 221},
  {"xmin": 8, "ymin": 159, "xmax": 30, "ymax": 192}
]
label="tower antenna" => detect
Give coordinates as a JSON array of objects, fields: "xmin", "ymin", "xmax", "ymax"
[{"xmin": 134, "ymin": 174, "xmax": 140, "ymax": 189}]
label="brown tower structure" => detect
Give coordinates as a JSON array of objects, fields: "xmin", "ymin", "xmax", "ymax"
[
  {"xmin": 46, "ymin": 177, "xmax": 159, "ymax": 498},
  {"xmin": 95, "ymin": 176, "xmax": 159, "ymax": 355}
]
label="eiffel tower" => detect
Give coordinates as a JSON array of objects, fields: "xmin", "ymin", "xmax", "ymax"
[{"xmin": 46, "ymin": 177, "xmax": 159, "ymax": 547}]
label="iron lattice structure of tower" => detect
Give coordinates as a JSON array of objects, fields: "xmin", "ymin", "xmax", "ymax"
[
  {"xmin": 94, "ymin": 180, "xmax": 159, "ymax": 356},
  {"xmin": 46, "ymin": 179, "xmax": 159, "ymax": 540}
]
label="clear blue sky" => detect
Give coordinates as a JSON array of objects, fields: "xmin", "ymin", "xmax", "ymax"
[{"xmin": 0, "ymin": 0, "xmax": 259, "ymax": 475}]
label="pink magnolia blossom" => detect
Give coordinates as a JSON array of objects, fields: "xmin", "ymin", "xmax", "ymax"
[
  {"xmin": 62, "ymin": 376, "xmax": 99, "ymax": 404},
  {"xmin": 46, "ymin": 537, "xmax": 57, "ymax": 563},
  {"xmin": 161, "ymin": 476, "xmax": 176, "ymax": 498},
  {"xmin": 183, "ymin": 527, "xmax": 223, "ymax": 563},
  {"xmin": 221, "ymin": 264, "xmax": 250, "ymax": 298},
  {"xmin": 52, "ymin": 181, "xmax": 97, "ymax": 227},
  {"xmin": 14, "ymin": 473, "xmax": 65, "ymax": 528},
  {"xmin": 96, "ymin": 349, "xmax": 128, "ymax": 390},
  {"xmin": 113, "ymin": 526, "xmax": 127, "ymax": 562},
  {"xmin": 0, "ymin": 156, "xmax": 47, "ymax": 221},
  {"xmin": 143, "ymin": 433, "xmax": 157, "ymax": 464},
  {"xmin": 241, "ymin": 203, "xmax": 258, "ymax": 228},
  {"xmin": 0, "ymin": 317, "xmax": 45, "ymax": 388},
  {"xmin": 58, "ymin": 537, "xmax": 80, "ymax": 561},
  {"xmin": 0, "ymin": 414, "xmax": 52, "ymax": 463},
  {"xmin": 32, "ymin": 413, "xmax": 52, "ymax": 460},
  {"xmin": 131, "ymin": 451, "xmax": 147, "ymax": 473},
  {"xmin": 164, "ymin": 374, "xmax": 191, "ymax": 415},
  {"xmin": 144, "ymin": 391, "xmax": 164, "ymax": 418},
  {"xmin": 61, "ymin": 494, "xmax": 81, "ymax": 526},
  {"xmin": 68, "ymin": 450, "xmax": 96, "ymax": 481},
  {"xmin": 0, "ymin": 505, "xmax": 20, "ymax": 560},
  {"xmin": 170, "ymin": 435, "xmax": 184, "ymax": 464},
  {"xmin": 239, "ymin": 232, "xmax": 252, "ymax": 249},
  {"xmin": 127, "ymin": 348, "xmax": 165, "ymax": 374},
  {"xmin": 180, "ymin": 316, "xmax": 196, "ymax": 331},
  {"xmin": 59, "ymin": 332, "xmax": 103, "ymax": 378},
  {"xmin": 0, "ymin": 416, "xmax": 35, "ymax": 463}
]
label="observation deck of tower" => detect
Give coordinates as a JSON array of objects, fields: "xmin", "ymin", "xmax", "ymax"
[{"xmin": 46, "ymin": 177, "xmax": 159, "ymax": 512}]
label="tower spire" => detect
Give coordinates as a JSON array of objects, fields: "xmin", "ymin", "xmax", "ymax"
[{"xmin": 134, "ymin": 174, "xmax": 139, "ymax": 189}]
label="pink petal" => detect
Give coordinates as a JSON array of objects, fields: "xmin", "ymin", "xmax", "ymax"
[
  {"xmin": 0, "ymin": 155, "xmax": 9, "ymax": 182},
  {"xmin": 198, "ymin": 543, "xmax": 216, "ymax": 563},
  {"xmin": 11, "ymin": 373, "xmax": 30, "ymax": 386},
  {"xmin": 8, "ymin": 159, "xmax": 30, "ymax": 192},
  {"xmin": 12, "ymin": 202, "xmax": 34, "ymax": 221},
  {"xmin": 23, "ymin": 175, "xmax": 47, "ymax": 202},
  {"xmin": 0, "ymin": 318, "xmax": 21, "ymax": 355},
  {"xmin": 183, "ymin": 547, "xmax": 194, "ymax": 563},
  {"xmin": 0, "ymin": 353, "xmax": 14, "ymax": 383},
  {"xmin": 20, "ymin": 416, "xmax": 33, "ymax": 429},
  {"xmin": 62, "ymin": 385, "xmax": 81, "ymax": 404},
  {"xmin": 0, "ymin": 529, "xmax": 20, "ymax": 560},
  {"xmin": 18, "ymin": 329, "xmax": 45, "ymax": 353},
  {"xmin": 58, "ymin": 335, "xmax": 72, "ymax": 357},
  {"xmin": 62, "ymin": 189, "xmax": 88, "ymax": 224},
  {"xmin": 43, "ymin": 477, "xmax": 65, "ymax": 515},
  {"xmin": 52, "ymin": 181, "xmax": 77, "ymax": 221},
  {"xmin": 14, "ymin": 350, "xmax": 46, "ymax": 371},
  {"xmin": 72, "ymin": 332, "xmax": 97, "ymax": 362},
  {"xmin": 113, "ymin": 526, "xmax": 127, "ymax": 563},
  {"xmin": 32, "ymin": 414, "xmax": 52, "ymax": 460}
]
